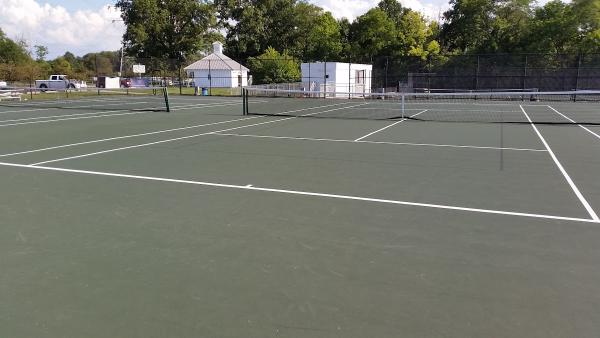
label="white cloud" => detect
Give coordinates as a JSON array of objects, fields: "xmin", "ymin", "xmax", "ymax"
[
  {"xmin": 0, "ymin": 0, "xmax": 124, "ymax": 58},
  {"xmin": 309, "ymin": 0, "xmax": 449, "ymax": 20}
]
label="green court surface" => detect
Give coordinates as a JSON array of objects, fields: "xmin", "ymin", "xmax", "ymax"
[{"xmin": 1, "ymin": 95, "xmax": 600, "ymax": 337}]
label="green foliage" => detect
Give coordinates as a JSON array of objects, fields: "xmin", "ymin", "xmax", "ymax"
[
  {"xmin": 51, "ymin": 57, "xmax": 73, "ymax": 76},
  {"xmin": 524, "ymin": 0, "xmax": 580, "ymax": 54},
  {"xmin": 219, "ymin": 0, "xmax": 342, "ymax": 61},
  {"xmin": 34, "ymin": 45, "xmax": 49, "ymax": 62},
  {"xmin": 297, "ymin": 7, "xmax": 342, "ymax": 61},
  {"xmin": 378, "ymin": 0, "xmax": 406, "ymax": 26},
  {"xmin": 346, "ymin": 4, "xmax": 439, "ymax": 62},
  {"xmin": 441, "ymin": 0, "xmax": 497, "ymax": 53},
  {"xmin": 0, "ymin": 28, "xmax": 31, "ymax": 64},
  {"xmin": 349, "ymin": 8, "xmax": 396, "ymax": 62},
  {"xmin": 115, "ymin": 0, "xmax": 215, "ymax": 59},
  {"xmin": 247, "ymin": 47, "xmax": 300, "ymax": 84}
]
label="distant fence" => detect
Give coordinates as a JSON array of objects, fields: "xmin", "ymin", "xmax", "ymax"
[
  {"xmin": 374, "ymin": 53, "xmax": 600, "ymax": 92},
  {"xmin": 248, "ymin": 53, "xmax": 600, "ymax": 93},
  {"xmin": 2, "ymin": 53, "xmax": 599, "ymax": 94}
]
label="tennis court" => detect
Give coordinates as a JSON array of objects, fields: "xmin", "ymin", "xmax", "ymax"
[{"xmin": 1, "ymin": 91, "xmax": 600, "ymax": 337}]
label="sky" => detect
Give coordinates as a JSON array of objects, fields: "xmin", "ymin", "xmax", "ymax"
[{"xmin": 0, "ymin": 0, "xmax": 538, "ymax": 59}]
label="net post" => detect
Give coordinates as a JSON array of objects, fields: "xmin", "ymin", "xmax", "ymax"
[
  {"xmin": 163, "ymin": 87, "xmax": 171, "ymax": 112},
  {"xmin": 245, "ymin": 89, "xmax": 250, "ymax": 115},
  {"xmin": 242, "ymin": 88, "xmax": 246, "ymax": 115}
]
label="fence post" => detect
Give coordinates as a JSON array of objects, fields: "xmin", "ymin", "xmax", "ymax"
[
  {"xmin": 523, "ymin": 55, "xmax": 528, "ymax": 90},
  {"xmin": 208, "ymin": 60, "xmax": 212, "ymax": 95},
  {"xmin": 323, "ymin": 61, "xmax": 327, "ymax": 98},
  {"xmin": 348, "ymin": 62, "xmax": 351, "ymax": 99},
  {"xmin": 475, "ymin": 55, "xmax": 480, "ymax": 90},
  {"xmin": 575, "ymin": 53, "xmax": 582, "ymax": 90},
  {"xmin": 179, "ymin": 62, "xmax": 182, "ymax": 95}
]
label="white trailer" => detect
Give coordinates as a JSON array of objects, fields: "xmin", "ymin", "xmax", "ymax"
[{"xmin": 301, "ymin": 62, "xmax": 372, "ymax": 97}]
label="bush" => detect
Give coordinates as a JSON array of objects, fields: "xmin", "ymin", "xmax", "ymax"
[{"xmin": 248, "ymin": 47, "xmax": 300, "ymax": 84}]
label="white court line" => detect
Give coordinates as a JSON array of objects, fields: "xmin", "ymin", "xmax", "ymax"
[
  {"xmin": 0, "ymin": 96, "xmax": 160, "ymax": 110},
  {"xmin": 213, "ymin": 132, "xmax": 547, "ymax": 152},
  {"xmin": 29, "ymin": 102, "xmax": 367, "ymax": 166},
  {"xmin": 0, "ymin": 107, "xmax": 68, "ymax": 114},
  {"xmin": 547, "ymin": 105, "xmax": 600, "ymax": 141},
  {"xmin": 0, "ymin": 161, "xmax": 597, "ymax": 224},
  {"xmin": 0, "ymin": 102, "xmax": 351, "ymax": 158},
  {"xmin": 520, "ymin": 105, "xmax": 599, "ymax": 222},
  {"xmin": 0, "ymin": 110, "xmax": 154, "ymax": 127},
  {"xmin": 0, "ymin": 99, "xmax": 159, "ymax": 114},
  {"xmin": 0, "ymin": 101, "xmax": 246, "ymax": 128},
  {"xmin": 0, "ymin": 97, "xmax": 122, "ymax": 109},
  {"xmin": 354, "ymin": 110, "xmax": 428, "ymax": 141},
  {"xmin": 0, "ymin": 109, "xmax": 150, "ymax": 124},
  {"xmin": 0, "ymin": 96, "xmax": 243, "ymax": 115},
  {"xmin": 0, "ymin": 116, "xmax": 262, "ymax": 158}
]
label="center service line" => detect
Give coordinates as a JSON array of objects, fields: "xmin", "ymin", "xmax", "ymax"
[{"xmin": 354, "ymin": 110, "xmax": 428, "ymax": 141}]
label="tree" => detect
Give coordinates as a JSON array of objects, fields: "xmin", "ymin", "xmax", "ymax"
[
  {"xmin": 441, "ymin": 0, "xmax": 496, "ymax": 53},
  {"xmin": 338, "ymin": 18, "xmax": 352, "ymax": 60},
  {"xmin": 34, "ymin": 45, "xmax": 48, "ymax": 61},
  {"xmin": 0, "ymin": 28, "xmax": 31, "ymax": 63},
  {"xmin": 222, "ymin": 2, "xmax": 268, "ymax": 60},
  {"xmin": 572, "ymin": 0, "xmax": 600, "ymax": 53},
  {"xmin": 396, "ymin": 10, "xmax": 440, "ymax": 58},
  {"xmin": 523, "ymin": 0, "xmax": 580, "ymax": 54},
  {"xmin": 378, "ymin": 0, "xmax": 406, "ymax": 26},
  {"xmin": 115, "ymin": 0, "xmax": 216, "ymax": 60},
  {"xmin": 486, "ymin": 0, "xmax": 533, "ymax": 53},
  {"xmin": 293, "ymin": 3, "xmax": 342, "ymax": 61},
  {"xmin": 247, "ymin": 47, "xmax": 300, "ymax": 84},
  {"xmin": 219, "ymin": 0, "xmax": 341, "ymax": 61},
  {"xmin": 51, "ymin": 57, "xmax": 73, "ymax": 75},
  {"xmin": 348, "ymin": 8, "xmax": 396, "ymax": 62}
]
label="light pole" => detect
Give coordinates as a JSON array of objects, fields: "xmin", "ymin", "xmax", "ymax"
[{"xmin": 112, "ymin": 18, "xmax": 125, "ymax": 77}]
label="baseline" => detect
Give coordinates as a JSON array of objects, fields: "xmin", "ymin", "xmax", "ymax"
[{"xmin": 0, "ymin": 161, "xmax": 596, "ymax": 224}]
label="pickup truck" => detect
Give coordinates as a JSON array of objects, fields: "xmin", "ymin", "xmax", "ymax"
[{"xmin": 35, "ymin": 75, "xmax": 87, "ymax": 90}]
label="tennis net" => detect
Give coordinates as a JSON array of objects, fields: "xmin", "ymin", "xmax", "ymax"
[
  {"xmin": 242, "ymin": 88, "xmax": 600, "ymax": 124},
  {"xmin": 0, "ymin": 87, "xmax": 170, "ymax": 112}
]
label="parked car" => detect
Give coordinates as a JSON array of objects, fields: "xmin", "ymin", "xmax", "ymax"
[
  {"xmin": 120, "ymin": 78, "xmax": 132, "ymax": 88},
  {"xmin": 0, "ymin": 80, "xmax": 7, "ymax": 88},
  {"xmin": 35, "ymin": 75, "xmax": 87, "ymax": 90}
]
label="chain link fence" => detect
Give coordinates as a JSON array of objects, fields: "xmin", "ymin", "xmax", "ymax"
[{"xmin": 2, "ymin": 53, "xmax": 599, "ymax": 94}]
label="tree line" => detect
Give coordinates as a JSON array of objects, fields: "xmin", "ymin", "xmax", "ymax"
[
  {"xmin": 1, "ymin": 0, "xmax": 598, "ymax": 84},
  {"xmin": 0, "ymin": 29, "xmax": 122, "ymax": 83}
]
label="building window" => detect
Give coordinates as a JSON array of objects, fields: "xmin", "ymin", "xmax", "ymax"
[{"xmin": 355, "ymin": 70, "xmax": 365, "ymax": 84}]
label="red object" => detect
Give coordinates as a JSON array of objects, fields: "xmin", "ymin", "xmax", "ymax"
[{"xmin": 120, "ymin": 78, "xmax": 132, "ymax": 88}]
